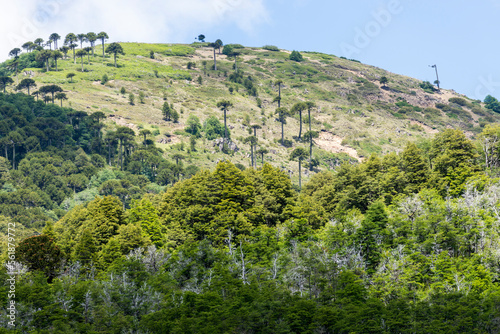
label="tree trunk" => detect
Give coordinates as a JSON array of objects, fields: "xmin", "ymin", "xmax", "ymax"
[
  {"xmin": 278, "ymin": 84, "xmax": 281, "ymax": 108},
  {"xmin": 12, "ymin": 144, "xmax": 15, "ymax": 169},
  {"xmin": 102, "ymin": 42, "xmax": 105, "ymax": 59},
  {"xmin": 298, "ymin": 160, "xmax": 302, "ymax": 190},
  {"xmin": 299, "ymin": 111, "xmax": 302, "ymax": 140},
  {"xmin": 73, "ymin": 49, "xmax": 76, "ymax": 64},
  {"xmin": 46, "ymin": 59, "xmax": 49, "ymax": 72},
  {"xmin": 81, "ymin": 57, "xmax": 84, "ymax": 72},
  {"xmin": 251, "ymin": 144, "xmax": 254, "ymax": 168},
  {"xmin": 213, "ymin": 48, "xmax": 217, "ymax": 71},
  {"xmin": 224, "ymin": 109, "xmax": 227, "ymax": 142},
  {"xmin": 281, "ymin": 121, "xmax": 284, "ymax": 145},
  {"xmin": 309, "ymin": 109, "xmax": 312, "ymax": 170}
]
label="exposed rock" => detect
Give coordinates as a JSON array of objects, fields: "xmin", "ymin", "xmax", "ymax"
[{"xmin": 212, "ymin": 138, "xmax": 239, "ymax": 153}]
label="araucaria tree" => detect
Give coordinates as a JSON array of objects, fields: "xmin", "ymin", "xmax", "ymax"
[
  {"xmin": 275, "ymin": 107, "xmax": 289, "ymax": 145},
  {"xmin": 52, "ymin": 50, "xmax": 63, "ymax": 71},
  {"xmin": 39, "ymin": 84, "xmax": 63, "ymax": 103},
  {"xmin": 17, "ymin": 78, "xmax": 36, "ymax": 95},
  {"xmin": 49, "ymin": 33, "xmax": 61, "ymax": 49},
  {"xmin": 64, "ymin": 33, "xmax": 78, "ymax": 63},
  {"xmin": 86, "ymin": 32, "xmax": 97, "ymax": 56},
  {"xmin": 55, "ymin": 92, "xmax": 68, "ymax": 107},
  {"xmin": 291, "ymin": 102, "xmax": 307, "ymax": 141},
  {"xmin": 0, "ymin": 76, "xmax": 14, "ymax": 93},
  {"xmin": 290, "ymin": 147, "xmax": 308, "ymax": 189},
  {"xmin": 105, "ymin": 43, "xmax": 125, "ymax": 68},
  {"xmin": 76, "ymin": 49, "xmax": 87, "ymax": 71},
  {"xmin": 209, "ymin": 42, "xmax": 218, "ymax": 70},
  {"xmin": 97, "ymin": 32, "xmax": 109, "ymax": 59},
  {"xmin": 216, "ymin": 100, "xmax": 233, "ymax": 147},
  {"xmin": 77, "ymin": 33, "xmax": 87, "ymax": 49},
  {"xmin": 36, "ymin": 50, "xmax": 52, "ymax": 72}
]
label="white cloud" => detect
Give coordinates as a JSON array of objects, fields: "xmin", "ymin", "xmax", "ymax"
[{"xmin": 0, "ymin": 0, "xmax": 269, "ymax": 62}]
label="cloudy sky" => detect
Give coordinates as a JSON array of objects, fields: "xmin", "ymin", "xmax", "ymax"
[{"xmin": 1, "ymin": 0, "xmax": 499, "ymax": 100}]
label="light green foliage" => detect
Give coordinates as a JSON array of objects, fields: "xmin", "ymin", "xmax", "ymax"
[
  {"xmin": 289, "ymin": 50, "xmax": 304, "ymax": 62},
  {"xmin": 185, "ymin": 114, "xmax": 202, "ymax": 137}
]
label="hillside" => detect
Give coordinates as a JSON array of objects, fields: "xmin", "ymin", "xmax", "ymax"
[{"xmin": 2, "ymin": 42, "xmax": 498, "ymax": 179}]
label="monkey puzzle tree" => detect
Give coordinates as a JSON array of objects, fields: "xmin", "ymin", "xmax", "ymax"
[
  {"xmin": 215, "ymin": 39, "xmax": 223, "ymax": 54},
  {"xmin": 16, "ymin": 78, "xmax": 36, "ymax": 95},
  {"xmin": 77, "ymin": 33, "xmax": 87, "ymax": 49},
  {"xmin": 197, "ymin": 34, "xmax": 206, "ymax": 42},
  {"xmin": 290, "ymin": 147, "xmax": 308, "ymax": 190},
  {"xmin": 115, "ymin": 126, "xmax": 135, "ymax": 170},
  {"xmin": 64, "ymin": 33, "xmax": 78, "ymax": 63},
  {"xmin": 8, "ymin": 48, "xmax": 21, "ymax": 77},
  {"xmin": 380, "ymin": 76, "xmax": 388, "ymax": 87},
  {"xmin": 217, "ymin": 100, "xmax": 233, "ymax": 149},
  {"xmin": 49, "ymin": 33, "xmax": 61, "ymax": 49},
  {"xmin": 36, "ymin": 50, "xmax": 52, "ymax": 72},
  {"xmin": 97, "ymin": 31, "xmax": 109, "ymax": 59},
  {"xmin": 291, "ymin": 102, "xmax": 307, "ymax": 141},
  {"xmin": 55, "ymin": 92, "xmax": 68, "ymax": 107},
  {"xmin": 275, "ymin": 107, "xmax": 289, "ymax": 145},
  {"xmin": 22, "ymin": 41, "xmax": 34, "ymax": 52},
  {"xmin": 59, "ymin": 46, "xmax": 70, "ymax": 59},
  {"xmin": 208, "ymin": 42, "xmax": 218, "ymax": 70},
  {"xmin": 303, "ymin": 130, "xmax": 319, "ymax": 170},
  {"xmin": 34, "ymin": 38, "xmax": 44, "ymax": 47},
  {"xmin": 256, "ymin": 147, "xmax": 269, "ymax": 166},
  {"xmin": 244, "ymin": 135, "xmax": 258, "ymax": 168},
  {"xmin": 105, "ymin": 42, "xmax": 125, "ymax": 68},
  {"xmin": 76, "ymin": 49, "xmax": 87, "ymax": 71},
  {"xmin": 0, "ymin": 76, "xmax": 14, "ymax": 93},
  {"xmin": 86, "ymin": 32, "xmax": 97, "ymax": 56},
  {"xmin": 52, "ymin": 50, "xmax": 63, "ymax": 71},
  {"xmin": 275, "ymin": 79, "xmax": 283, "ymax": 108},
  {"xmin": 39, "ymin": 84, "xmax": 63, "ymax": 103},
  {"xmin": 66, "ymin": 72, "xmax": 76, "ymax": 83}
]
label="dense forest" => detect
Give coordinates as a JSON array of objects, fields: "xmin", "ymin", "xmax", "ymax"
[{"xmin": 1, "ymin": 89, "xmax": 500, "ymax": 333}]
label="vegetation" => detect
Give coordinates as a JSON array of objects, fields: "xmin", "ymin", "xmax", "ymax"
[{"xmin": 1, "ymin": 37, "xmax": 500, "ymax": 332}]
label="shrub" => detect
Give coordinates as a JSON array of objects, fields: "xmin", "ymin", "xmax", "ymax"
[
  {"xmin": 290, "ymin": 50, "xmax": 304, "ymax": 62},
  {"xmin": 139, "ymin": 91, "xmax": 145, "ymax": 104},
  {"xmin": 101, "ymin": 74, "xmax": 108, "ymax": 85},
  {"xmin": 448, "ymin": 97, "xmax": 468, "ymax": 106},
  {"xmin": 120, "ymin": 87, "xmax": 126, "ymax": 95},
  {"xmin": 129, "ymin": 93, "xmax": 135, "ymax": 105},
  {"xmin": 262, "ymin": 45, "xmax": 279, "ymax": 51}
]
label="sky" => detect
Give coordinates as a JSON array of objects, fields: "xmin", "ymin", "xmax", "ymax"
[{"xmin": 1, "ymin": 0, "xmax": 499, "ymax": 100}]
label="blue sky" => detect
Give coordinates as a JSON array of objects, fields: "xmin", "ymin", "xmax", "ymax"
[{"xmin": 1, "ymin": 0, "xmax": 499, "ymax": 100}]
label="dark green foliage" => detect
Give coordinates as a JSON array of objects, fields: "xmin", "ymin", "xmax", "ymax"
[
  {"xmin": 419, "ymin": 80, "xmax": 437, "ymax": 93},
  {"xmin": 289, "ymin": 50, "xmax": 304, "ymax": 62},
  {"xmin": 16, "ymin": 234, "xmax": 63, "ymax": 281},
  {"xmin": 484, "ymin": 94, "xmax": 500, "ymax": 113}
]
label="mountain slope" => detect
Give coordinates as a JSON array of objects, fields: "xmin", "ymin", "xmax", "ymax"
[{"xmin": 3, "ymin": 42, "xmax": 498, "ymax": 175}]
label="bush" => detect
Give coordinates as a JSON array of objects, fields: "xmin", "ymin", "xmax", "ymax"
[
  {"xmin": 139, "ymin": 91, "xmax": 145, "ymax": 104},
  {"xmin": 101, "ymin": 74, "xmax": 108, "ymax": 85},
  {"xmin": 448, "ymin": 97, "xmax": 468, "ymax": 106},
  {"xmin": 262, "ymin": 45, "xmax": 279, "ymax": 51},
  {"xmin": 289, "ymin": 50, "xmax": 304, "ymax": 62},
  {"xmin": 129, "ymin": 93, "xmax": 135, "ymax": 105},
  {"xmin": 204, "ymin": 115, "xmax": 228, "ymax": 140},
  {"xmin": 419, "ymin": 81, "xmax": 437, "ymax": 93},
  {"xmin": 282, "ymin": 139, "xmax": 293, "ymax": 148},
  {"xmin": 120, "ymin": 87, "xmax": 126, "ymax": 95}
]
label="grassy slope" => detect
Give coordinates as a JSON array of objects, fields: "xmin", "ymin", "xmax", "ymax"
[{"xmin": 8, "ymin": 42, "xmax": 500, "ymax": 183}]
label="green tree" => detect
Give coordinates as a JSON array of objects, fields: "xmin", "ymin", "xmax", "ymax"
[
  {"xmin": 129, "ymin": 93, "xmax": 135, "ymax": 105},
  {"xmin": 65, "ymin": 32, "xmax": 78, "ymax": 63},
  {"xmin": 256, "ymin": 147, "xmax": 268, "ymax": 166},
  {"xmin": 303, "ymin": 130, "xmax": 319, "ymax": 170},
  {"xmin": 86, "ymin": 32, "xmax": 97, "ymax": 56},
  {"xmin": 276, "ymin": 107, "xmax": 289, "ymax": 145},
  {"xmin": 290, "ymin": 50, "xmax": 304, "ymax": 62},
  {"xmin": 22, "ymin": 41, "xmax": 34, "ymax": 53},
  {"xmin": 115, "ymin": 126, "xmax": 135, "ymax": 170},
  {"xmin": 105, "ymin": 42, "xmax": 125, "ymax": 68},
  {"xmin": 217, "ymin": 100, "xmax": 233, "ymax": 147},
  {"xmin": 380, "ymin": 76, "xmax": 388, "ymax": 87},
  {"xmin": 39, "ymin": 84, "xmax": 63, "ymax": 103},
  {"xmin": 76, "ymin": 49, "xmax": 87, "ymax": 71},
  {"xmin": 8, "ymin": 131, "xmax": 23, "ymax": 169},
  {"xmin": 244, "ymin": 135, "xmax": 258, "ymax": 168},
  {"xmin": 275, "ymin": 79, "xmax": 283, "ymax": 107},
  {"xmin": 36, "ymin": 50, "xmax": 52, "ymax": 72},
  {"xmin": 77, "ymin": 33, "xmax": 87, "ymax": 49},
  {"xmin": 97, "ymin": 32, "xmax": 109, "ymax": 59},
  {"xmin": 34, "ymin": 37, "xmax": 44, "ymax": 47},
  {"xmin": 185, "ymin": 114, "xmax": 202, "ymax": 137},
  {"xmin": 401, "ymin": 142, "xmax": 428, "ymax": 192},
  {"xmin": 197, "ymin": 34, "xmax": 206, "ymax": 42},
  {"xmin": 55, "ymin": 92, "xmax": 68, "ymax": 107},
  {"xmin": 215, "ymin": 39, "xmax": 223, "ymax": 53},
  {"xmin": 290, "ymin": 147, "xmax": 308, "ymax": 189},
  {"xmin": 86, "ymin": 195, "xmax": 126, "ymax": 247},
  {"xmin": 16, "ymin": 78, "xmax": 36, "ymax": 95},
  {"xmin": 208, "ymin": 42, "xmax": 218, "ymax": 70},
  {"xmin": 0, "ymin": 76, "xmax": 14, "ymax": 93},
  {"xmin": 52, "ymin": 50, "xmax": 63, "ymax": 71},
  {"xmin": 66, "ymin": 72, "xmax": 76, "ymax": 83},
  {"xmin": 139, "ymin": 129, "xmax": 152, "ymax": 146},
  {"xmin": 162, "ymin": 101, "xmax": 171, "ymax": 120},
  {"xmin": 49, "ymin": 33, "xmax": 61, "ymax": 49},
  {"xmin": 16, "ymin": 234, "xmax": 63, "ymax": 282},
  {"xmin": 128, "ymin": 198, "xmax": 163, "ymax": 247},
  {"xmin": 291, "ymin": 102, "xmax": 307, "ymax": 141},
  {"xmin": 72, "ymin": 228, "xmax": 97, "ymax": 266}
]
